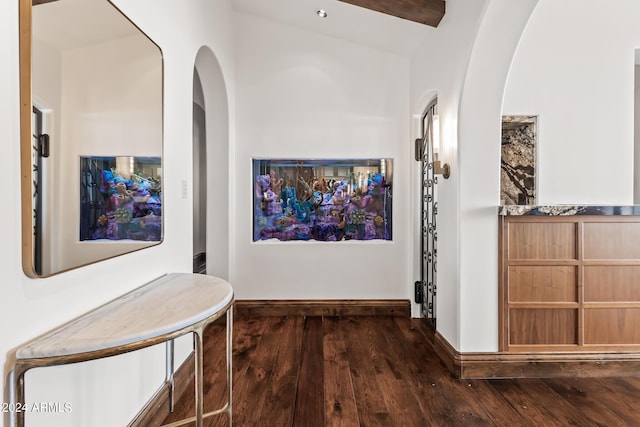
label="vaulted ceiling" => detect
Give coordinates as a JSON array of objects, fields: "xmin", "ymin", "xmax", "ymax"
[
  {"xmin": 33, "ymin": 0, "xmax": 447, "ymax": 57},
  {"xmin": 338, "ymin": 0, "xmax": 445, "ymax": 27},
  {"xmin": 34, "ymin": 0, "xmax": 445, "ymax": 28},
  {"xmin": 232, "ymin": 0, "xmax": 444, "ymax": 56}
]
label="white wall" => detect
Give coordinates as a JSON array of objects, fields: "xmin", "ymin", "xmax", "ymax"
[
  {"xmin": 503, "ymin": 0, "xmax": 640, "ymax": 205},
  {"xmin": 409, "ymin": 0, "xmax": 489, "ymax": 344},
  {"xmin": 635, "ymin": 63, "xmax": 640, "ymax": 203},
  {"xmin": 457, "ymin": 0, "xmax": 538, "ymax": 353},
  {"xmin": 52, "ymin": 33, "xmax": 163, "ymax": 273},
  {"xmin": 410, "ymin": 0, "xmax": 539, "ymax": 352},
  {"xmin": 232, "ymin": 11, "xmax": 411, "ymax": 300},
  {"xmin": 196, "ymin": 47, "xmax": 231, "ymax": 281},
  {"xmin": 0, "ymin": 0, "xmax": 234, "ymax": 426}
]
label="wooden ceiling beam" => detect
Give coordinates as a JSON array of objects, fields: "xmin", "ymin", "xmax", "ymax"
[{"xmin": 338, "ymin": 0, "xmax": 445, "ymax": 27}]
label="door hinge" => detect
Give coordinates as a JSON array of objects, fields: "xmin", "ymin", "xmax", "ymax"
[
  {"xmin": 415, "ymin": 138, "xmax": 423, "ymax": 161},
  {"xmin": 39, "ymin": 134, "xmax": 50, "ymax": 158},
  {"xmin": 414, "ymin": 281, "xmax": 424, "ymax": 304}
]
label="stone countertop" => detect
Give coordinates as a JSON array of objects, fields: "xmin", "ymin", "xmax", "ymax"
[
  {"xmin": 16, "ymin": 273, "xmax": 234, "ymax": 360},
  {"xmin": 498, "ymin": 205, "xmax": 640, "ymax": 216}
]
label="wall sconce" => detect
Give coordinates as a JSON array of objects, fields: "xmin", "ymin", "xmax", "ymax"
[
  {"xmin": 115, "ymin": 156, "xmax": 135, "ymax": 180},
  {"xmin": 415, "ymin": 114, "xmax": 450, "ymax": 179},
  {"xmin": 431, "ymin": 114, "xmax": 450, "ymax": 179}
]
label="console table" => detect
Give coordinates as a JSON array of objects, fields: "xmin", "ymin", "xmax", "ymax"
[{"xmin": 8, "ymin": 273, "xmax": 234, "ymax": 427}]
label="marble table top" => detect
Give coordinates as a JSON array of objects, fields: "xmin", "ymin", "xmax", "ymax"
[
  {"xmin": 499, "ymin": 205, "xmax": 640, "ymax": 216},
  {"xmin": 16, "ymin": 273, "xmax": 233, "ymax": 360}
]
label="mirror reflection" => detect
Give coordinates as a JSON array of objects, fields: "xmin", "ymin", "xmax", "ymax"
[
  {"xmin": 80, "ymin": 156, "xmax": 162, "ymax": 242},
  {"xmin": 21, "ymin": 0, "xmax": 163, "ymax": 277}
]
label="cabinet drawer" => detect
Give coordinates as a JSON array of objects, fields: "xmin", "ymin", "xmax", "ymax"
[{"xmin": 508, "ymin": 222, "xmax": 576, "ymax": 260}]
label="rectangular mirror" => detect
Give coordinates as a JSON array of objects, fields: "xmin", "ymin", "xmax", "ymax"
[{"xmin": 20, "ymin": 0, "xmax": 164, "ymax": 277}]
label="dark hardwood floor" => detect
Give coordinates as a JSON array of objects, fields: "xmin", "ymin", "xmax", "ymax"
[{"xmin": 162, "ymin": 315, "xmax": 640, "ymax": 426}]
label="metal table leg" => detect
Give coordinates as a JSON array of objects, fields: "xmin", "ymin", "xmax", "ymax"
[
  {"xmin": 193, "ymin": 327, "xmax": 204, "ymax": 427},
  {"xmin": 161, "ymin": 308, "xmax": 232, "ymax": 427},
  {"xmin": 166, "ymin": 340, "xmax": 175, "ymax": 412},
  {"xmin": 226, "ymin": 308, "xmax": 233, "ymax": 425}
]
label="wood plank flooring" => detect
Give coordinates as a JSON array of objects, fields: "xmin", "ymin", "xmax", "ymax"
[{"xmin": 161, "ymin": 315, "xmax": 640, "ymax": 426}]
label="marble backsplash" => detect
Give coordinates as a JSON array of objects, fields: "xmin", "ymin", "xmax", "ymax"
[
  {"xmin": 499, "ymin": 205, "xmax": 640, "ymax": 216},
  {"xmin": 501, "ymin": 116, "xmax": 536, "ymax": 205}
]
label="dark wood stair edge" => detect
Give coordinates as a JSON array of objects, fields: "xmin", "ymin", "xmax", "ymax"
[
  {"xmin": 234, "ymin": 299, "xmax": 411, "ymax": 317},
  {"xmin": 430, "ymin": 329, "xmax": 640, "ymax": 379},
  {"xmin": 128, "ymin": 351, "xmax": 195, "ymax": 427}
]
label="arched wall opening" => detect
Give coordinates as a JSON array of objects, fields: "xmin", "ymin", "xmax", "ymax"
[
  {"xmin": 457, "ymin": 0, "xmax": 539, "ymax": 352},
  {"xmin": 193, "ymin": 68, "xmax": 207, "ymax": 273},
  {"xmin": 193, "ymin": 46, "xmax": 230, "ymax": 279}
]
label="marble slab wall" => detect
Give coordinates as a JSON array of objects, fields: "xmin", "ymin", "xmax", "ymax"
[{"xmin": 501, "ymin": 116, "xmax": 537, "ymax": 205}]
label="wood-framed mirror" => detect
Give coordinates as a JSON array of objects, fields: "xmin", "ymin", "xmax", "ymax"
[{"xmin": 20, "ymin": 0, "xmax": 164, "ymax": 278}]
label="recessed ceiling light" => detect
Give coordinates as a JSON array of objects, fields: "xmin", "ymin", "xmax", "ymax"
[{"xmin": 316, "ymin": 9, "xmax": 328, "ymax": 18}]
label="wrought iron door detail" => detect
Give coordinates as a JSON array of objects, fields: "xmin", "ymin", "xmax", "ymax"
[
  {"xmin": 32, "ymin": 107, "xmax": 44, "ymax": 276},
  {"xmin": 415, "ymin": 100, "xmax": 439, "ymax": 328}
]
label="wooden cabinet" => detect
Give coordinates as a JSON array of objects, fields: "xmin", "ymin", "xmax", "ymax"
[{"xmin": 499, "ymin": 215, "xmax": 640, "ymax": 351}]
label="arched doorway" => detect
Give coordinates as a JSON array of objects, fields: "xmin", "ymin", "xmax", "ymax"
[
  {"xmin": 192, "ymin": 47, "xmax": 229, "ymax": 279},
  {"xmin": 193, "ymin": 69, "xmax": 207, "ymax": 273}
]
